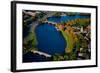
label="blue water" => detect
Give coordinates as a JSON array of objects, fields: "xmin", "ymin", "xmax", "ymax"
[
  {"xmin": 23, "ymin": 52, "xmax": 51, "ymax": 62},
  {"xmin": 35, "ymin": 24, "xmax": 66, "ymax": 55},
  {"xmin": 47, "ymin": 15, "xmax": 90, "ymax": 23}
]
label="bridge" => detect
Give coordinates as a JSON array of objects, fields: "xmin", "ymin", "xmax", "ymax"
[
  {"xmin": 31, "ymin": 50, "xmax": 51, "ymax": 58},
  {"xmin": 44, "ymin": 21, "xmax": 57, "ymax": 25},
  {"xmin": 29, "ymin": 12, "xmax": 57, "ymax": 32}
]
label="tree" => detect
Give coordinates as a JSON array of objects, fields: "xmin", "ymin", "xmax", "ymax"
[{"xmin": 73, "ymin": 18, "xmax": 90, "ymax": 32}]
